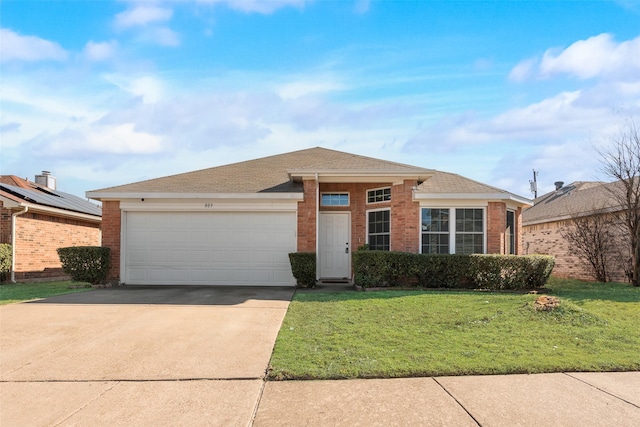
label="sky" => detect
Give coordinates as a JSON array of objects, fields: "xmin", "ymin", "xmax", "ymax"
[{"xmin": 1, "ymin": 0, "xmax": 640, "ymax": 200}]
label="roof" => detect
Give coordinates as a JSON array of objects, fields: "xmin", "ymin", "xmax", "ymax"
[
  {"xmin": 0, "ymin": 176, "xmax": 102, "ymax": 218},
  {"xmin": 88, "ymin": 147, "xmax": 434, "ymax": 197},
  {"xmin": 86, "ymin": 147, "xmax": 529, "ymax": 206},
  {"xmin": 522, "ymin": 180, "xmax": 625, "ymax": 225}
]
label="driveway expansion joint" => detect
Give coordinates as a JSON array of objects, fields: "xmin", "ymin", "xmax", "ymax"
[
  {"xmin": 563, "ymin": 372, "xmax": 640, "ymax": 409},
  {"xmin": 432, "ymin": 377, "xmax": 482, "ymax": 426}
]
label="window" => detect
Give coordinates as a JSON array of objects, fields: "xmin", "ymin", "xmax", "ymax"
[
  {"xmin": 420, "ymin": 208, "xmax": 485, "ymax": 254},
  {"xmin": 506, "ymin": 210, "xmax": 515, "ymax": 255},
  {"xmin": 367, "ymin": 209, "xmax": 390, "ymax": 251},
  {"xmin": 367, "ymin": 187, "xmax": 391, "ymax": 203},
  {"xmin": 321, "ymin": 193, "xmax": 349, "ymax": 206},
  {"xmin": 455, "ymin": 208, "xmax": 484, "ymax": 254},
  {"xmin": 421, "ymin": 208, "xmax": 449, "ymax": 254}
]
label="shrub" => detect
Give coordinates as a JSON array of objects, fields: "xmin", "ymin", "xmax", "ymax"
[
  {"xmin": 288, "ymin": 252, "xmax": 317, "ymax": 287},
  {"xmin": 57, "ymin": 246, "xmax": 110, "ymax": 285},
  {"xmin": 353, "ymin": 250, "xmax": 555, "ymax": 290},
  {"xmin": 0, "ymin": 244, "xmax": 11, "ymax": 282}
]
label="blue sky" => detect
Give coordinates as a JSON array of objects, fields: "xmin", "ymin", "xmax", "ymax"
[{"xmin": 2, "ymin": 0, "xmax": 639, "ymax": 199}]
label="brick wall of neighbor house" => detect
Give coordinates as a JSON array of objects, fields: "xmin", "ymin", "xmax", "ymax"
[
  {"xmin": 12, "ymin": 212, "xmax": 101, "ymax": 281},
  {"xmin": 523, "ymin": 218, "xmax": 629, "ymax": 282},
  {"xmin": 0, "ymin": 201, "xmax": 12, "ymax": 244},
  {"xmin": 101, "ymin": 200, "xmax": 121, "ymax": 281}
]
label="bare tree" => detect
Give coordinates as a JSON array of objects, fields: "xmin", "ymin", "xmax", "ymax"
[
  {"xmin": 560, "ymin": 210, "xmax": 618, "ymax": 282},
  {"xmin": 599, "ymin": 119, "xmax": 640, "ymax": 286}
]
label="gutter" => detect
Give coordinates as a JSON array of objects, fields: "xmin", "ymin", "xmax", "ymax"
[{"xmin": 11, "ymin": 206, "xmax": 28, "ymax": 283}]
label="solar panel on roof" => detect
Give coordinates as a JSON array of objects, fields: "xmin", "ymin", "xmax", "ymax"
[{"xmin": 0, "ymin": 184, "xmax": 101, "ymax": 217}]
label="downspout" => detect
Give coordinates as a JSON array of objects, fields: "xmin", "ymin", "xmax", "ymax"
[
  {"xmin": 315, "ymin": 173, "xmax": 319, "ymax": 282},
  {"xmin": 11, "ymin": 206, "xmax": 28, "ymax": 283}
]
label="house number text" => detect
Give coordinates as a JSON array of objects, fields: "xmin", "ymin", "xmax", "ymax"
[{"xmin": 204, "ymin": 203, "xmax": 215, "ymax": 208}]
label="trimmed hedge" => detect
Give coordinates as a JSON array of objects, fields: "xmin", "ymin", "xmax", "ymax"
[
  {"xmin": 353, "ymin": 250, "xmax": 555, "ymax": 290},
  {"xmin": 57, "ymin": 246, "xmax": 110, "ymax": 285},
  {"xmin": 0, "ymin": 244, "xmax": 11, "ymax": 282},
  {"xmin": 288, "ymin": 252, "xmax": 316, "ymax": 287}
]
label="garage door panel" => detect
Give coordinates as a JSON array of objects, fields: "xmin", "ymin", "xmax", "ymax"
[{"xmin": 124, "ymin": 211, "xmax": 296, "ymax": 286}]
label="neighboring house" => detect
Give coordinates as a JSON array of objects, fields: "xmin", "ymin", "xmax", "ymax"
[
  {"xmin": 87, "ymin": 148, "xmax": 531, "ymax": 287},
  {"xmin": 522, "ymin": 180, "xmax": 630, "ymax": 282},
  {"xmin": 0, "ymin": 173, "xmax": 102, "ymax": 282}
]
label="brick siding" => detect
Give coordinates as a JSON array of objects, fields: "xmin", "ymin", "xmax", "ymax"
[
  {"xmin": 0, "ymin": 207, "xmax": 101, "ymax": 281},
  {"xmin": 523, "ymin": 218, "xmax": 629, "ymax": 282},
  {"xmin": 101, "ymin": 200, "xmax": 121, "ymax": 281},
  {"xmin": 298, "ymin": 180, "xmax": 419, "ymax": 254}
]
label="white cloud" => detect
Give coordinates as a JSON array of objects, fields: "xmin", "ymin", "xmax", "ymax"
[
  {"xmin": 144, "ymin": 27, "xmax": 181, "ymax": 47},
  {"xmin": 114, "ymin": 5, "xmax": 173, "ymax": 29},
  {"xmin": 353, "ymin": 0, "xmax": 371, "ymax": 14},
  {"xmin": 510, "ymin": 33, "xmax": 640, "ymax": 82},
  {"xmin": 104, "ymin": 74, "xmax": 166, "ymax": 103},
  {"xmin": 0, "ymin": 28, "xmax": 68, "ymax": 62},
  {"xmin": 84, "ymin": 40, "xmax": 118, "ymax": 62},
  {"xmin": 194, "ymin": 0, "xmax": 309, "ymax": 14},
  {"xmin": 508, "ymin": 57, "xmax": 536, "ymax": 82},
  {"xmin": 38, "ymin": 123, "xmax": 163, "ymax": 156}
]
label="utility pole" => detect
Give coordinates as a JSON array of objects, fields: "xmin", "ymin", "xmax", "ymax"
[{"xmin": 530, "ymin": 170, "xmax": 538, "ymax": 199}]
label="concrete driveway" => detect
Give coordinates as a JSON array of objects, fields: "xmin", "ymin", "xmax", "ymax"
[{"xmin": 0, "ymin": 286, "xmax": 294, "ymax": 426}]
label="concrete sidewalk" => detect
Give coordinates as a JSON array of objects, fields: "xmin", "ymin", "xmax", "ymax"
[
  {"xmin": 2, "ymin": 372, "xmax": 638, "ymax": 426},
  {"xmin": 254, "ymin": 372, "xmax": 640, "ymax": 427}
]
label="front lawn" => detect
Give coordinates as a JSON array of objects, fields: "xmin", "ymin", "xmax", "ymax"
[
  {"xmin": 0, "ymin": 281, "xmax": 92, "ymax": 305},
  {"xmin": 268, "ymin": 277, "xmax": 640, "ymax": 380}
]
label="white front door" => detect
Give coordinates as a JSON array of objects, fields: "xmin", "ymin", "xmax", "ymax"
[{"xmin": 319, "ymin": 212, "xmax": 351, "ymax": 279}]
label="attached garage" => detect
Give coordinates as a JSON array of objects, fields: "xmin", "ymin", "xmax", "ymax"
[{"xmin": 123, "ymin": 211, "xmax": 297, "ymax": 286}]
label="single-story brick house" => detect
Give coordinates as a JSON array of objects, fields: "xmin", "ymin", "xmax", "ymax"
[
  {"xmin": 523, "ymin": 180, "xmax": 630, "ymax": 282},
  {"xmin": 87, "ymin": 148, "xmax": 531, "ymax": 286},
  {"xmin": 0, "ymin": 173, "xmax": 102, "ymax": 282}
]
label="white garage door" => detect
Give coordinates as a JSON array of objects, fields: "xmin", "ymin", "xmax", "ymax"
[{"xmin": 124, "ymin": 211, "xmax": 297, "ymax": 286}]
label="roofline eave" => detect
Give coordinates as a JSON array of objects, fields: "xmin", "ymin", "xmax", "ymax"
[
  {"xmin": 288, "ymin": 170, "xmax": 435, "ymax": 184},
  {"xmin": 0, "ymin": 196, "xmax": 101, "ymax": 222},
  {"xmin": 86, "ymin": 191, "xmax": 305, "ymax": 202},
  {"xmin": 414, "ymin": 192, "xmax": 532, "ymax": 206}
]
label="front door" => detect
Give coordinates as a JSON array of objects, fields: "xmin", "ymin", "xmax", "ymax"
[{"xmin": 319, "ymin": 212, "xmax": 351, "ymax": 279}]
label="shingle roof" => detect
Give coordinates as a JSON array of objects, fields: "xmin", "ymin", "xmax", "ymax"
[
  {"xmin": 0, "ymin": 176, "xmax": 102, "ymax": 217},
  {"xmin": 417, "ymin": 170, "xmax": 514, "ymax": 195},
  {"xmin": 87, "ymin": 147, "xmax": 528, "ymax": 205},
  {"xmin": 522, "ymin": 180, "xmax": 625, "ymax": 224},
  {"xmin": 89, "ymin": 147, "xmax": 433, "ymax": 195}
]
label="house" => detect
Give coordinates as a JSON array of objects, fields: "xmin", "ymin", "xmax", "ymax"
[
  {"xmin": 522, "ymin": 180, "xmax": 630, "ymax": 282},
  {"xmin": 0, "ymin": 172, "xmax": 102, "ymax": 282},
  {"xmin": 87, "ymin": 148, "xmax": 531, "ymax": 286}
]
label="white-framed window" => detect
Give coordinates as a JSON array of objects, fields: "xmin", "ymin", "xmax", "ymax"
[
  {"xmin": 321, "ymin": 193, "xmax": 349, "ymax": 207},
  {"xmin": 367, "ymin": 187, "xmax": 391, "ymax": 204},
  {"xmin": 421, "ymin": 208, "xmax": 450, "ymax": 254},
  {"xmin": 421, "ymin": 207, "xmax": 485, "ymax": 254},
  {"xmin": 367, "ymin": 208, "xmax": 390, "ymax": 251}
]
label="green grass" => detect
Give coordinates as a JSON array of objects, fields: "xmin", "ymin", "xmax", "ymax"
[
  {"xmin": 0, "ymin": 281, "xmax": 92, "ymax": 305},
  {"xmin": 268, "ymin": 277, "xmax": 640, "ymax": 380}
]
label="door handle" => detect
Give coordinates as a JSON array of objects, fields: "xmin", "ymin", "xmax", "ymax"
[{"xmin": 345, "ymin": 247, "xmax": 349, "ymax": 254}]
